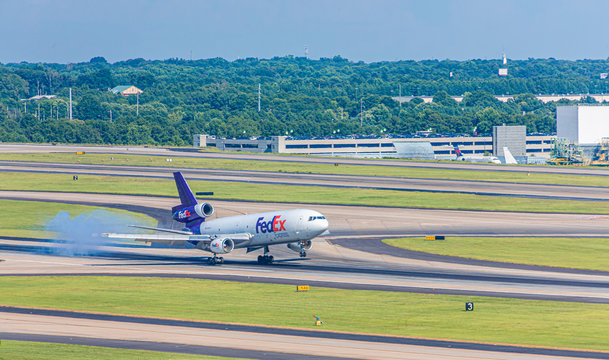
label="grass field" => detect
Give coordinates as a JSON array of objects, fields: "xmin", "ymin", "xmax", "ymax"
[
  {"xmin": 3, "ymin": 172, "xmax": 609, "ymax": 214},
  {"xmin": 0, "ymin": 199, "xmax": 155, "ymax": 239},
  {"xmin": 0, "ymin": 276, "xmax": 608, "ymax": 351},
  {"xmin": 383, "ymin": 237, "xmax": 609, "ymax": 271},
  {"xmin": 0, "ymin": 341, "xmax": 246, "ymax": 360},
  {"xmin": 2, "ymin": 152, "xmax": 609, "ymax": 187}
]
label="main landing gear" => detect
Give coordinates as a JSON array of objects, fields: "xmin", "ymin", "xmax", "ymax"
[
  {"xmin": 257, "ymin": 255, "xmax": 274, "ymax": 264},
  {"xmin": 299, "ymin": 251, "xmax": 307, "ymax": 258},
  {"xmin": 257, "ymin": 246, "xmax": 274, "ymax": 264},
  {"xmin": 208, "ymin": 255, "xmax": 224, "ymax": 265}
]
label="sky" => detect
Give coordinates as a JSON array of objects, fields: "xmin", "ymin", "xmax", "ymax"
[{"xmin": 2, "ymin": 0, "xmax": 609, "ymax": 64}]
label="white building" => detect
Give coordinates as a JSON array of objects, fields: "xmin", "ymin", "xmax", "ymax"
[{"xmin": 557, "ymin": 105, "xmax": 609, "ymax": 144}]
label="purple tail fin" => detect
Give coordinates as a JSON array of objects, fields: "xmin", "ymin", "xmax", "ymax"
[
  {"xmin": 454, "ymin": 145, "xmax": 462, "ymax": 157},
  {"xmin": 172, "ymin": 172, "xmax": 197, "ymax": 212}
]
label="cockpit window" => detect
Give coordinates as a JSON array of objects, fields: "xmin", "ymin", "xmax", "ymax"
[{"xmin": 308, "ymin": 216, "xmax": 326, "ymax": 221}]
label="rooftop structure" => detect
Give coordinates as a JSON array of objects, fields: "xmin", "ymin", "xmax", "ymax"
[
  {"xmin": 110, "ymin": 85, "xmax": 143, "ymax": 96},
  {"xmin": 20, "ymin": 95, "xmax": 57, "ymax": 101},
  {"xmin": 393, "ymin": 94, "xmax": 609, "ymax": 104}
]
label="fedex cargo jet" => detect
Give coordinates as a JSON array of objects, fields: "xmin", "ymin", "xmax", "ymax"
[{"xmin": 103, "ymin": 172, "xmax": 329, "ymax": 265}]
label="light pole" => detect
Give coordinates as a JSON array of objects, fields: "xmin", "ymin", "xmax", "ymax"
[
  {"xmin": 69, "ymin": 88, "xmax": 73, "ymax": 120},
  {"xmin": 360, "ymin": 98, "xmax": 364, "ymax": 127},
  {"xmin": 55, "ymin": 99, "xmax": 68, "ymax": 120}
]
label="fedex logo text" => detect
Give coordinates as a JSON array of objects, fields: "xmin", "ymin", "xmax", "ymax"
[
  {"xmin": 256, "ymin": 215, "xmax": 286, "ymax": 234},
  {"xmin": 178, "ymin": 210, "xmax": 191, "ymax": 219}
]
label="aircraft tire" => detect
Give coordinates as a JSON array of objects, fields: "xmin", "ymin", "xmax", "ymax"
[
  {"xmin": 268, "ymin": 255, "xmax": 274, "ymax": 264},
  {"xmin": 300, "ymin": 251, "xmax": 306, "ymax": 258},
  {"xmin": 208, "ymin": 257, "xmax": 216, "ymax": 265}
]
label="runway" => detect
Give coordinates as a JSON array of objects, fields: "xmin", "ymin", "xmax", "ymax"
[
  {"xmin": 5, "ymin": 311, "xmax": 606, "ymax": 360},
  {"xmin": 2, "ymin": 307, "xmax": 608, "ymax": 360},
  {"xmin": 3, "ymin": 190, "xmax": 609, "ymax": 238},
  {"xmin": 1, "ymin": 219, "xmax": 608, "ymax": 358},
  {"xmin": 1, "ymin": 248, "xmax": 609, "ymax": 359},
  {"xmin": 4, "ymin": 160, "xmax": 609, "ymax": 202},
  {"xmin": 3, "ymin": 142, "xmax": 609, "ymax": 176},
  {"xmin": 1, "ymin": 145, "xmax": 609, "ymax": 358},
  {"xmin": 1, "ymin": 192, "xmax": 609, "ymax": 305}
]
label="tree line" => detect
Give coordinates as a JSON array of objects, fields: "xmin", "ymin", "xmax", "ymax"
[{"xmin": 1, "ymin": 56, "xmax": 608, "ymax": 145}]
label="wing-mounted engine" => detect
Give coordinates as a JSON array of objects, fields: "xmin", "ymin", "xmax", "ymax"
[
  {"xmin": 287, "ymin": 240, "xmax": 312, "ymax": 257},
  {"xmin": 209, "ymin": 238, "xmax": 234, "ymax": 254}
]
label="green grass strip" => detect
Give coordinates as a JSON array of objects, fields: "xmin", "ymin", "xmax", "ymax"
[
  {"xmin": 2, "ymin": 172, "xmax": 609, "ymax": 214},
  {"xmin": 384, "ymin": 237, "xmax": 609, "ymax": 271},
  {"xmin": 2, "ymin": 152, "xmax": 608, "ymax": 187},
  {"xmin": 0, "ymin": 340, "xmax": 246, "ymax": 360},
  {"xmin": 1, "ymin": 276, "xmax": 608, "ymax": 351}
]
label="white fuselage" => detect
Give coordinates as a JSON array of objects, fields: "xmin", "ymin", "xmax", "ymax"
[
  {"xmin": 457, "ymin": 156, "xmax": 501, "ymax": 164},
  {"xmin": 199, "ymin": 209, "xmax": 329, "ymax": 248}
]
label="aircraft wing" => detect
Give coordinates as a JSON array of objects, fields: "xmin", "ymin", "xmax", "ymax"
[{"xmin": 102, "ymin": 232, "xmax": 253, "ymax": 246}]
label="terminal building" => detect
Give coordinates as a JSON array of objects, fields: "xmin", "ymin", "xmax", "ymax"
[
  {"xmin": 557, "ymin": 105, "xmax": 609, "ymax": 144},
  {"xmin": 194, "ymin": 131, "xmax": 554, "ymax": 161}
]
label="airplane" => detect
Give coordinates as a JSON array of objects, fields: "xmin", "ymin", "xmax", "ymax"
[
  {"xmin": 103, "ymin": 172, "xmax": 329, "ymax": 265},
  {"xmin": 453, "ymin": 145, "xmax": 501, "ymax": 164}
]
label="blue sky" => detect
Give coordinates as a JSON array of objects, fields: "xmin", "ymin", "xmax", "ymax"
[{"xmin": 2, "ymin": 0, "xmax": 608, "ymax": 64}]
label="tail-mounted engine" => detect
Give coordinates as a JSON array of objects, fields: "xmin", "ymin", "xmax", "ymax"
[{"xmin": 172, "ymin": 202, "xmax": 214, "ymax": 223}]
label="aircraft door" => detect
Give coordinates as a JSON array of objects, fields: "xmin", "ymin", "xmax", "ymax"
[{"xmin": 296, "ymin": 215, "xmax": 304, "ymax": 239}]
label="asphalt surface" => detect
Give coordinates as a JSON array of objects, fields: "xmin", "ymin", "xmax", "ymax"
[
  {"xmin": 2, "ymin": 191, "xmax": 609, "ymax": 302},
  {"xmin": 3, "ymin": 232, "xmax": 609, "ymax": 305},
  {"xmin": 2, "ymin": 307, "xmax": 609, "ymax": 359},
  {"xmin": 5, "ymin": 191, "xmax": 609, "ymax": 238},
  {"xmin": 0, "ymin": 332, "xmax": 345, "ymax": 360},
  {"xmin": 3, "ymin": 270, "xmax": 609, "ymax": 304},
  {"xmin": 2, "ymin": 144, "xmax": 609, "ymax": 359},
  {"xmin": 331, "ymin": 237, "xmax": 609, "ymax": 276},
  {"xmin": 4, "ymin": 160, "xmax": 609, "ymax": 202},
  {"xmin": 4, "ymin": 142, "xmax": 609, "ymax": 176}
]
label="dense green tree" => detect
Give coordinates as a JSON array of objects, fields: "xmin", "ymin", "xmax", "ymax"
[
  {"xmin": 6, "ymin": 56, "xmax": 607, "ymax": 145},
  {"xmin": 76, "ymin": 94, "xmax": 103, "ymax": 120}
]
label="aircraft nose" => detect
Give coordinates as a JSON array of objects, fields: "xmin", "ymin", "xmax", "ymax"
[
  {"xmin": 318, "ymin": 217, "xmax": 329, "ymax": 233},
  {"xmin": 321, "ymin": 218, "xmax": 329, "ymax": 231}
]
